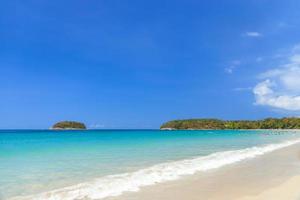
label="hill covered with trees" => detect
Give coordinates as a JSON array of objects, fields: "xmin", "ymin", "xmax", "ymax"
[
  {"xmin": 160, "ymin": 118, "xmax": 300, "ymax": 130},
  {"xmin": 52, "ymin": 121, "xmax": 87, "ymax": 130}
]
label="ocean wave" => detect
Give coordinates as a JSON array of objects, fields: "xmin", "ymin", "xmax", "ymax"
[{"xmin": 11, "ymin": 139, "xmax": 300, "ymax": 200}]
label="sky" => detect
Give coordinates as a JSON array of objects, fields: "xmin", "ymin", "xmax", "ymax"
[{"xmin": 1, "ymin": 0, "xmax": 300, "ymax": 129}]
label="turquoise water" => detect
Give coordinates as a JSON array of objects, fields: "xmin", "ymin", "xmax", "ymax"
[{"xmin": 1, "ymin": 130, "xmax": 300, "ymax": 200}]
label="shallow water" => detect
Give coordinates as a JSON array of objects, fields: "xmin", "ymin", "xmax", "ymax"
[{"xmin": 1, "ymin": 129, "xmax": 300, "ymax": 199}]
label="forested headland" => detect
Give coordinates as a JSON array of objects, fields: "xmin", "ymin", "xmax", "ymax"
[{"xmin": 160, "ymin": 118, "xmax": 300, "ymax": 130}]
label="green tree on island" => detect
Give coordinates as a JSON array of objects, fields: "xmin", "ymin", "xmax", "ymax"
[{"xmin": 160, "ymin": 117, "xmax": 300, "ymax": 130}]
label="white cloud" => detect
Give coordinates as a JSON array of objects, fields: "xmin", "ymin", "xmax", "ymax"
[
  {"xmin": 244, "ymin": 32, "xmax": 262, "ymax": 37},
  {"xmin": 234, "ymin": 87, "xmax": 252, "ymax": 91},
  {"xmin": 253, "ymin": 47, "xmax": 300, "ymax": 111},
  {"xmin": 225, "ymin": 66, "xmax": 234, "ymax": 74},
  {"xmin": 225, "ymin": 60, "xmax": 241, "ymax": 74}
]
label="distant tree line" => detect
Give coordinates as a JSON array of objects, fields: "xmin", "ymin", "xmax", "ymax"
[{"xmin": 160, "ymin": 118, "xmax": 300, "ymax": 130}]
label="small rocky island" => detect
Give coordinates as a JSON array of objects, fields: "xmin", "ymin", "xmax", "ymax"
[
  {"xmin": 160, "ymin": 117, "xmax": 300, "ymax": 130},
  {"xmin": 52, "ymin": 121, "xmax": 87, "ymax": 130}
]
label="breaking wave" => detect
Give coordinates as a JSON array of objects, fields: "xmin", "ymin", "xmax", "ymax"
[{"xmin": 11, "ymin": 139, "xmax": 300, "ymax": 200}]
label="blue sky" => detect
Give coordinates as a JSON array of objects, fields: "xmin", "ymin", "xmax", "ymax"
[{"xmin": 1, "ymin": 0, "xmax": 300, "ymax": 129}]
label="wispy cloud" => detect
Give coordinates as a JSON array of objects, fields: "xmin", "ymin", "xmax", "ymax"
[
  {"xmin": 233, "ymin": 87, "xmax": 252, "ymax": 92},
  {"xmin": 277, "ymin": 21, "xmax": 296, "ymax": 29},
  {"xmin": 253, "ymin": 45, "xmax": 300, "ymax": 111},
  {"xmin": 256, "ymin": 57, "xmax": 263, "ymax": 62},
  {"xmin": 89, "ymin": 123, "xmax": 105, "ymax": 129},
  {"xmin": 244, "ymin": 32, "xmax": 262, "ymax": 37},
  {"xmin": 225, "ymin": 60, "xmax": 241, "ymax": 74}
]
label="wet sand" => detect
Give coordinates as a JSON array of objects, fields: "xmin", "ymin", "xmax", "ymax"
[{"xmin": 109, "ymin": 143, "xmax": 300, "ymax": 200}]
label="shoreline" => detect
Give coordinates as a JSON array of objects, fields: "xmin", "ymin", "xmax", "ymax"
[
  {"xmin": 111, "ymin": 143, "xmax": 300, "ymax": 200},
  {"xmin": 5, "ymin": 131, "xmax": 300, "ymax": 200},
  {"xmin": 10, "ymin": 140, "xmax": 300, "ymax": 200},
  {"xmin": 9, "ymin": 139, "xmax": 300, "ymax": 200}
]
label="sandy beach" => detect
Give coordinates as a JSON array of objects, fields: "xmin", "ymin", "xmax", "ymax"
[{"xmin": 109, "ymin": 143, "xmax": 300, "ymax": 200}]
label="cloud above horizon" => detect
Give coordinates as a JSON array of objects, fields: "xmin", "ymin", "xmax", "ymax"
[
  {"xmin": 253, "ymin": 47, "xmax": 300, "ymax": 111},
  {"xmin": 225, "ymin": 60, "xmax": 241, "ymax": 74},
  {"xmin": 244, "ymin": 32, "xmax": 262, "ymax": 37}
]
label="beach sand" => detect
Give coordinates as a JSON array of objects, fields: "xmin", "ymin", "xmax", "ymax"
[{"xmin": 109, "ymin": 143, "xmax": 300, "ymax": 200}]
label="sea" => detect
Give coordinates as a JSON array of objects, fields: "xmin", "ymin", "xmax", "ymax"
[{"xmin": 1, "ymin": 129, "xmax": 300, "ymax": 200}]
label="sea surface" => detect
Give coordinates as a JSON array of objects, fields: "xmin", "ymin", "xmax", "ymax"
[{"xmin": 1, "ymin": 129, "xmax": 300, "ymax": 200}]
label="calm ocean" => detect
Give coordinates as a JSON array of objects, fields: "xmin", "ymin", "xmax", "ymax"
[{"xmin": 1, "ymin": 129, "xmax": 300, "ymax": 200}]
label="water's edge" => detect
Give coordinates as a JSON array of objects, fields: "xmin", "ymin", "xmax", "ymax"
[{"xmin": 10, "ymin": 139, "xmax": 300, "ymax": 200}]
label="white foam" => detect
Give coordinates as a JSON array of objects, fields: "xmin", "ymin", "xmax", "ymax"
[{"xmin": 11, "ymin": 139, "xmax": 300, "ymax": 200}]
